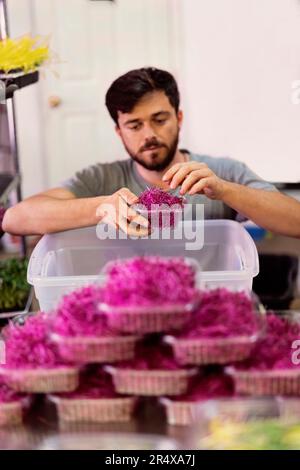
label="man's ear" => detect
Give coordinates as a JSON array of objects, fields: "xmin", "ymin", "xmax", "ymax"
[{"xmin": 177, "ymin": 110, "xmax": 183, "ymax": 129}]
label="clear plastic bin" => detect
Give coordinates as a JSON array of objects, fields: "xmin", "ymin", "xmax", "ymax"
[{"xmin": 27, "ymin": 220, "xmax": 259, "ymax": 312}]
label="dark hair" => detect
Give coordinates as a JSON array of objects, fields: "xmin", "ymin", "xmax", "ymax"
[{"xmin": 105, "ymin": 67, "xmax": 180, "ymax": 125}]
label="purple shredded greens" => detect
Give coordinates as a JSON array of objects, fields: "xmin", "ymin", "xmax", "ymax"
[
  {"xmin": 55, "ymin": 367, "xmax": 119, "ymax": 399},
  {"xmin": 135, "ymin": 187, "xmax": 185, "ymax": 228},
  {"xmin": 0, "ymin": 382, "xmax": 25, "ymax": 403},
  {"xmin": 2, "ymin": 313, "xmax": 67, "ymax": 369},
  {"xmin": 138, "ymin": 187, "xmax": 184, "ymax": 209},
  {"xmin": 117, "ymin": 343, "xmax": 181, "ymax": 371},
  {"xmin": 237, "ymin": 313, "xmax": 300, "ymax": 371},
  {"xmin": 174, "ymin": 371, "xmax": 234, "ymax": 402},
  {"xmin": 53, "ymin": 285, "xmax": 113, "ymax": 337},
  {"xmin": 102, "ymin": 256, "xmax": 198, "ymax": 308},
  {"xmin": 177, "ymin": 288, "xmax": 258, "ymax": 339}
]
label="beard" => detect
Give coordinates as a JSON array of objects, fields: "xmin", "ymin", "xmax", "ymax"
[{"xmin": 123, "ymin": 130, "xmax": 179, "ymax": 172}]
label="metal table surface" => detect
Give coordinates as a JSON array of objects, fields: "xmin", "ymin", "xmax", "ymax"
[
  {"xmin": 0, "ymin": 396, "xmax": 192, "ymax": 450},
  {"xmin": 3, "ymin": 312, "xmax": 297, "ymax": 449},
  {"xmin": 0, "ymin": 316, "xmax": 192, "ymax": 449}
]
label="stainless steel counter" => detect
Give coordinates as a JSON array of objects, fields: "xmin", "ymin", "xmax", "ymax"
[{"xmin": 0, "ymin": 396, "xmax": 191, "ymax": 450}]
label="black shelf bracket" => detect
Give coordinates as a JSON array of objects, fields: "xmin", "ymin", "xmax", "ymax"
[{"xmin": 0, "ymin": 70, "xmax": 39, "ymax": 99}]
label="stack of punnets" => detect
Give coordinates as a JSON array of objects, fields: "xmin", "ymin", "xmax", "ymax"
[{"xmin": 0, "ymin": 255, "xmax": 299, "ymax": 428}]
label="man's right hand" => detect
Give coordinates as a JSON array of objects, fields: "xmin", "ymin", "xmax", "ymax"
[
  {"xmin": 95, "ymin": 187, "xmax": 149, "ymax": 237},
  {"xmin": 2, "ymin": 187, "xmax": 148, "ymax": 237}
]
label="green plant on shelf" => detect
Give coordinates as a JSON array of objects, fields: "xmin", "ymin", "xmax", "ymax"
[{"xmin": 0, "ymin": 257, "xmax": 30, "ymax": 311}]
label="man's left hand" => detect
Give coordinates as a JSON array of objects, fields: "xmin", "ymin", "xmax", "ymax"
[{"xmin": 162, "ymin": 161, "xmax": 227, "ymax": 200}]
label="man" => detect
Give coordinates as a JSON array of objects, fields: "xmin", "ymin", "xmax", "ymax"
[{"xmin": 3, "ymin": 67, "xmax": 300, "ymax": 237}]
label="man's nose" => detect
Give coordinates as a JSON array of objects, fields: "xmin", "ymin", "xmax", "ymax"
[{"xmin": 141, "ymin": 122, "xmax": 156, "ymax": 140}]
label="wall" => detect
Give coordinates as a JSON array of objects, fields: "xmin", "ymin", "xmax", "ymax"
[
  {"xmin": 6, "ymin": 0, "xmax": 300, "ymax": 197},
  {"xmin": 180, "ymin": 0, "xmax": 300, "ymax": 182}
]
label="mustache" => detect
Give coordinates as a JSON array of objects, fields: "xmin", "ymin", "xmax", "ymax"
[{"xmin": 140, "ymin": 140, "xmax": 166, "ymax": 152}]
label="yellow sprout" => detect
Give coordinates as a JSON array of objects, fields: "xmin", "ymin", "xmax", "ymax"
[{"xmin": 0, "ymin": 35, "xmax": 50, "ymax": 74}]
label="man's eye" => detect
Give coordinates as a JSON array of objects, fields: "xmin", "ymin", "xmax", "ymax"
[
  {"xmin": 155, "ymin": 119, "xmax": 167, "ymax": 125},
  {"xmin": 129, "ymin": 124, "xmax": 141, "ymax": 130}
]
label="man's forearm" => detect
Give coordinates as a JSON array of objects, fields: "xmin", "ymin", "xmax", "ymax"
[
  {"xmin": 222, "ymin": 182, "xmax": 300, "ymax": 238},
  {"xmin": 3, "ymin": 195, "xmax": 106, "ymax": 236}
]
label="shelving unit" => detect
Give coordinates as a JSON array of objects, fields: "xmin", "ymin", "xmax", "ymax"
[
  {"xmin": 0, "ymin": 0, "xmax": 41, "ymax": 256},
  {"xmin": 0, "ymin": 0, "xmax": 40, "ymax": 319}
]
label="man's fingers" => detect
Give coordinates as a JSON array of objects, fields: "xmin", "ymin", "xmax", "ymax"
[
  {"xmin": 118, "ymin": 188, "xmax": 149, "ymax": 227},
  {"xmin": 168, "ymin": 166, "xmax": 195, "ymax": 189},
  {"xmin": 119, "ymin": 187, "xmax": 139, "ymax": 205},
  {"xmin": 115, "ymin": 215, "xmax": 130, "ymax": 233},
  {"xmin": 130, "ymin": 213, "xmax": 149, "ymax": 228},
  {"xmin": 126, "ymin": 222, "xmax": 150, "ymax": 238},
  {"xmin": 96, "ymin": 194, "xmax": 148, "ymax": 228},
  {"xmin": 96, "ymin": 189, "xmax": 149, "ymax": 236},
  {"xmin": 179, "ymin": 169, "xmax": 212, "ymax": 195},
  {"xmin": 162, "ymin": 163, "xmax": 183, "ymax": 182},
  {"xmin": 188, "ymin": 177, "xmax": 212, "ymax": 195},
  {"xmin": 117, "ymin": 214, "xmax": 149, "ymax": 237},
  {"xmin": 163, "ymin": 162, "xmax": 207, "ymax": 182},
  {"xmin": 166, "ymin": 163, "xmax": 209, "ymax": 189},
  {"xmin": 118, "ymin": 197, "xmax": 149, "ymax": 228},
  {"xmin": 103, "ymin": 210, "xmax": 149, "ymax": 237}
]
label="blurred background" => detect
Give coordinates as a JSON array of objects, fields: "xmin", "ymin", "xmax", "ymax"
[
  {"xmin": 0, "ymin": 1, "xmax": 300, "ymax": 449},
  {"xmin": 2, "ymin": 0, "xmax": 300, "ymax": 197},
  {"xmin": 0, "ymin": 0, "xmax": 300, "ymax": 312}
]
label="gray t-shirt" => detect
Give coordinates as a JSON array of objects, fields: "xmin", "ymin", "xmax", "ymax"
[{"xmin": 61, "ymin": 150, "xmax": 277, "ymax": 220}]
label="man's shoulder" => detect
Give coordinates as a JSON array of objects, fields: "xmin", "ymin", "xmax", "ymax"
[
  {"xmin": 80, "ymin": 158, "xmax": 133, "ymax": 182},
  {"xmin": 189, "ymin": 151, "xmax": 241, "ymax": 175},
  {"xmin": 189, "ymin": 150, "xmax": 277, "ymax": 190},
  {"xmin": 190, "ymin": 151, "xmax": 235, "ymax": 166},
  {"xmin": 90, "ymin": 158, "xmax": 132, "ymax": 172},
  {"xmin": 88, "ymin": 158, "xmax": 133, "ymax": 191},
  {"xmin": 60, "ymin": 158, "xmax": 133, "ymax": 198}
]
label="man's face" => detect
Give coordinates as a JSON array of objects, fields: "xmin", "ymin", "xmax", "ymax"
[{"xmin": 116, "ymin": 91, "xmax": 182, "ymax": 171}]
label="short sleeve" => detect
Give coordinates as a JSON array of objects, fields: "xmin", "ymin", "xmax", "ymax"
[{"xmin": 60, "ymin": 164, "xmax": 105, "ymax": 198}]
